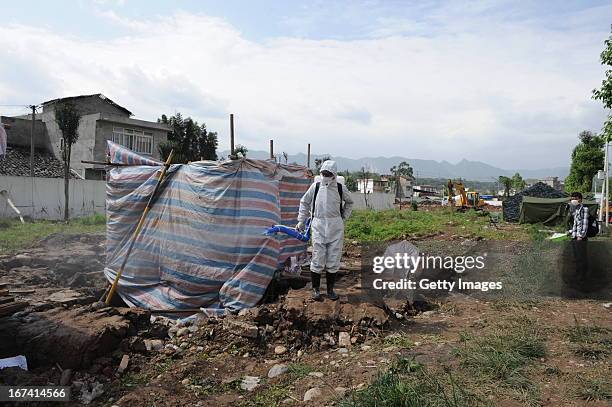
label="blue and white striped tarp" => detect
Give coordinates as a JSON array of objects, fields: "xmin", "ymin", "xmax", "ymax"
[{"xmin": 104, "ymin": 142, "xmax": 311, "ymax": 315}]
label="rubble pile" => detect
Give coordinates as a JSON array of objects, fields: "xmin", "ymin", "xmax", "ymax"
[
  {"xmin": 213, "ymin": 290, "xmax": 397, "ymax": 353},
  {"xmin": 0, "ymin": 145, "xmax": 77, "ymax": 178},
  {"xmin": 502, "ymin": 182, "xmax": 567, "ymax": 222}
]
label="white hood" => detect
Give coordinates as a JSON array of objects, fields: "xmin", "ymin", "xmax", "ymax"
[{"xmin": 320, "ymin": 160, "xmax": 338, "ymax": 177}]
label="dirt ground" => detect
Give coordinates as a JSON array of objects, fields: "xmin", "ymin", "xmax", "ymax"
[{"xmin": 0, "ymin": 231, "xmax": 610, "ymax": 406}]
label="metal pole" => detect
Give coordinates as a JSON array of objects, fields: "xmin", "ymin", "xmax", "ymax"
[
  {"xmin": 269, "ymin": 140, "xmax": 274, "ymax": 160},
  {"xmin": 30, "ymin": 105, "xmax": 35, "ymax": 177},
  {"xmin": 606, "ymin": 141, "xmax": 610, "ymax": 228},
  {"xmin": 600, "ymin": 143, "xmax": 608, "ymax": 223},
  {"xmin": 307, "ymin": 143, "xmax": 311, "ymax": 168},
  {"xmin": 230, "ymin": 114, "xmax": 235, "ymax": 157}
]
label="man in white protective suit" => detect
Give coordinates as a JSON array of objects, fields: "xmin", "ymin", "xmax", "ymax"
[{"xmin": 296, "ymin": 160, "xmax": 353, "ymax": 301}]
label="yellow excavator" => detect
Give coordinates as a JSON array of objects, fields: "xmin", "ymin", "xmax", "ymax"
[{"xmin": 447, "ymin": 179, "xmax": 485, "ymax": 211}]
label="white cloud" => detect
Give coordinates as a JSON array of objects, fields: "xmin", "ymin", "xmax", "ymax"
[{"xmin": 0, "ymin": 5, "xmax": 609, "ymax": 169}]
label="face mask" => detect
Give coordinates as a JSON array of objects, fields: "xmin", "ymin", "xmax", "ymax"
[{"xmin": 570, "ymin": 199, "xmax": 579, "ymax": 206}]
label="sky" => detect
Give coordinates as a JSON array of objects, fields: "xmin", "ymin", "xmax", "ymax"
[{"xmin": 0, "ymin": 0, "xmax": 610, "ymax": 169}]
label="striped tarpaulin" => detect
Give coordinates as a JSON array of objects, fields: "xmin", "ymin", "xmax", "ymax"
[{"xmin": 104, "ymin": 142, "xmax": 311, "ymax": 315}]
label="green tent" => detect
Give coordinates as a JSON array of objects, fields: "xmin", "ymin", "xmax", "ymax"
[{"xmin": 519, "ymin": 197, "xmax": 598, "ymax": 226}]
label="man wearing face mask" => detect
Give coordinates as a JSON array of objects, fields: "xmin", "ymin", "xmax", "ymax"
[
  {"xmin": 568, "ymin": 192, "xmax": 590, "ymax": 285},
  {"xmin": 296, "ymin": 160, "xmax": 354, "ymax": 301},
  {"xmin": 568, "ymin": 192, "xmax": 589, "ymax": 241}
]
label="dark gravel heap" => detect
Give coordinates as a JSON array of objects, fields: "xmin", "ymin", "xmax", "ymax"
[
  {"xmin": 0, "ymin": 145, "xmax": 76, "ymax": 178},
  {"xmin": 502, "ymin": 182, "xmax": 567, "ymax": 222}
]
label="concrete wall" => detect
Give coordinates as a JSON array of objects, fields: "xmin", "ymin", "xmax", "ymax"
[
  {"xmin": 352, "ymin": 192, "xmax": 395, "ymax": 210},
  {"xmin": 0, "ymin": 176, "xmax": 106, "ymax": 220},
  {"xmin": 0, "ymin": 116, "xmax": 52, "ymax": 153}
]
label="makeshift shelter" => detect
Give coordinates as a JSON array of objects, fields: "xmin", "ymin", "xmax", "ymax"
[
  {"xmin": 503, "ymin": 182, "xmax": 567, "ymax": 222},
  {"xmin": 103, "ymin": 141, "xmax": 311, "ymax": 315},
  {"xmin": 518, "ymin": 196, "xmax": 598, "ymax": 226}
]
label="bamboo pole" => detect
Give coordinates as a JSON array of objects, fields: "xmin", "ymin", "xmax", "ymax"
[{"xmin": 105, "ymin": 150, "xmax": 175, "ymax": 305}]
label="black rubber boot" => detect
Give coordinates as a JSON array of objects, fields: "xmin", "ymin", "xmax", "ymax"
[
  {"xmin": 326, "ymin": 272, "xmax": 338, "ymax": 301},
  {"xmin": 311, "ymin": 272, "xmax": 322, "ymax": 301}
]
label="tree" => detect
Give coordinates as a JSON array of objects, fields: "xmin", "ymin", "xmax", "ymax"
[
  {"xmin": 55, "ymin": 102, "xmax": 81, "ymax": 221},
  {"xmin": 511, "ymin": 172, "xmax": 526, "ymax": 191},
  {"xmin": 314, "ymin": 155, "xmax": 332, "ymax": 174},
  {"xmin": 360, "ymin": 166, "xmax": 371, "ymax": 208},
  {"xmin": 231, "ymin": 144, "xmax": 248, "ymax": 159},
  {"xmin": 564, "ymin": 130, "xmax": 605, "ymax": 193},
  {"xmin": 498, "ymin": 176, "xmax": 512, "ymax": 197},
  {"xmin": 157, "ymin": 113, "xmax": 218, "ymax": 163},
  {"xmin": 343, "ymin": 170, "xmax": 357, "ymax": 192},
  {"xmin": 390, "ymin": 161, "xmax": 414, "ymax": 179},
  {"xmin": 592, "ymin": 30, "xmax": 612, "ymax": 109}
]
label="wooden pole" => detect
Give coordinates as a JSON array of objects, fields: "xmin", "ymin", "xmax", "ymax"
[
  {"xmin": 105, "ymin": 150, "xmax": 175, "ymax": 305},
  {"xmin": 269, "ymin": 139, "xmax": 274, "ymax": 160},
  {"xmin": 307, "ymin": 143, "xmax": 311, "ymax": 168},
  {"xmin": 230, "ymin": 114, "xmax": 235, "ymax": 157},
  {"xmin": 30, "ymin": 105, "xmax": 35, "ymax": 177}
]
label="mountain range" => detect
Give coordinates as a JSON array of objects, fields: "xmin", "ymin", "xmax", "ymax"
[{"xmin": 220, "ymin": 150, "xmax": 569, "ymax": 181}]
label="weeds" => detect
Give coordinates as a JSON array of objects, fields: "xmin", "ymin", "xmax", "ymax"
[
  {"xmin": 0, "ymin": 215, "xmax": 105, "ymax": 254},
  {"xmin": 344, "ymin": 209, "xmax": 530, "ymax": 242},
  {"xmin": 572, "ymin": 376, "xmax": 611, "ymax": 401},
  {"xmin": 454, "ymin": 317, "xmax": 545, "ymax": 405},
  {"xmin": 383, "ymin": 333, "xmax": 414, "ymax": 348},
  {"xmin": 249, "ymin": 385, "xmax": 292, "ymax": 407},
  {"xmin": 339, "ymin": 357, "xmax": 487, "ymax": 407},
  {"xmin": 287, "ymin": 363, "xmax": 315, "ymax": 379},
  {"xmin": 566, "ymin": 317, "xmax": 611, "ymax": 360}
]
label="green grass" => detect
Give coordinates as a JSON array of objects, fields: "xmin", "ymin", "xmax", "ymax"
[
  {"xmin": 566, "ymin": 318, "xmax": 611, "ymax": 361},
  {"xmin": 344, "ymin": 209, "xmax": 529, "ymax": 242},
  {"xmin": 286, "ymin": 362, "xmax": 316, "ymax": 379},
  {"xmin": 454, "ymin": 318, "xmax": 545, "ymax": 405},
  {"xmin": 339, "ymin": 358, "xmax": 487, "ymax": 407},
  {"xmin": 0, "ymin": 215, "xmax": 105, "ymax": 254},
  {"xmin": 382, "ymin": 333, "xmax": 414, "ymax": 348},
  {"xmin": 572, "ymin": 377, "xmax": 611, "ymax": 401},
  {"xmin": 248, "ymin": 385, "xmax": 292, "ymax": 407}
]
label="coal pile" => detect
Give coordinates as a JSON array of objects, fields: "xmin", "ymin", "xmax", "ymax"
[
  {"xmin": 502, "ymin": 182, "xmax": 567, "ymax": 222},
  {"xmin": 0, "ymin": 145, "xmax": 76, "ymax": 178}
]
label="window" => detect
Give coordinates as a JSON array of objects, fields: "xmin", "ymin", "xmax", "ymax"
[{"xmin": 111, "ymin": 127, "xmax": 153, "ymax": 154}]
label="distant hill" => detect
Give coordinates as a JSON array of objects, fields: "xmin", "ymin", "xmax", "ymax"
[{"xmin": 220, "ymin": 150, "xmax": 568, "ymax": 181}]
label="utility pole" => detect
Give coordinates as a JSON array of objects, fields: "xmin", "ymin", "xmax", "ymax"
[
  {"xmin": 307, "ymin": 143, "xmax": 311, "ymax": 169},
  {"xmin": 269, "ymin": 139, "xmax": 274, "ymax": 160},
  {"xmin": 229, "ymin": 114, "xmax": 235, "ymax": 157},
  {"xmin": 30, "ymin": 105, "xmax": 36, "ymax": 177}
]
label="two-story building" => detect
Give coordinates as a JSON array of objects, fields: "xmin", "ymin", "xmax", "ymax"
[{"xmin": 1, "ymin": 94, "xmax": 169, "ymax": 179}]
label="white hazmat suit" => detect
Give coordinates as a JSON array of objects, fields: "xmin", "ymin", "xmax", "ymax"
[{"xmin": 298, "ymin": 161, "xmax": 353, "ymax": 277}]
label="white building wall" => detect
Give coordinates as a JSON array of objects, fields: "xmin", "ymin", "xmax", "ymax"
[{"xmin": 0, "ymin": 176, "xmax": 105, "ymax": 220}]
